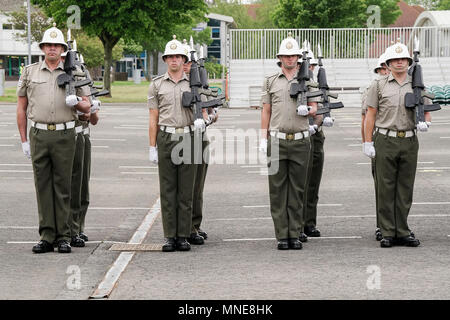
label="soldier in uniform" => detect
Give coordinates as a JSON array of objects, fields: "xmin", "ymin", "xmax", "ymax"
[
  {"xmin": 363, "ymin": 41, "xmax": 429, "ymax": 248},
  {"xmin": 181, "ymin": 40, "xmax": 217, "ymax": 245},
  {"xmin": 260, "ymin": 35, "xmax": 320, "ymax": 250},
  {"xmin": 361, "ymin": 53, "xmax": 389, "ymax": 241},
  {"xmin": 16, "ymin": 24, "xmax": 91, "ymax": 253},
  {"xmin": 148, "ymin": 36, "xmax": 207, "ymax": 252}
]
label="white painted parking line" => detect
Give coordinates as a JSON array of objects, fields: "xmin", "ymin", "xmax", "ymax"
[
  {"xmin": 90, "ymin": 198, "xmax": 161, "ymax": 299},
  {"xmin": 0, "ymin": 170, "xmax": 33, "ymax": 173}
]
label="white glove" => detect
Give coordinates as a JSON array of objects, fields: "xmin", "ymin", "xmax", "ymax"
[
  {"xmin": 309, "ymin": 125, "xmax": 318, "ymax": 135},
  {"xmin": 76, "ymin": 110, "xmax": 84, "ymax": 116},
  {"xmin": 259, "ymin": 138, "xmax": 267, "ymax": 154},
  {"xmin": 91, "ymin": 100, "xmax": 101, "ymax": 114},
  {"xmin": 417, "ymin": 121, "xmax": 428, "ymax": 132},
  {"xmin": 426, "ymin": 121, "xmax": 431, "ymax": 128},
  {"xmin": 22, "ymin": 141, "xmax": 31, "ymax": 159},
  {"xmin": 323, "ymin": 116, "xmax": 334, "ymax": 127},
  {"xmin": 194, "ymin": 118, "xmax": 206, "ymax": 131},
  {"xmin": 65, "ymin": 95, "xmax": 81, "ymax": 108},
  {"xmin": 363, "ymin": 142, "xmax": 376, "ymax": 158},
  {"xmin": 149, "ymin": 146, "xmax": 158, "ymax": 163},
  {"xmin": 297, "ymin": 105, "xmax": 309, "ymax": 116},
  {"xmin": 207, "ymin": 114, "xmax": 215, "ymax": 124}
]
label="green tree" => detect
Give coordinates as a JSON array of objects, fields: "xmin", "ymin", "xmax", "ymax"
[
  {"xmin": 75, "ymin": 32, "xmax": 123, "ymax": 69},
  {"xmin": 209, "ymin": 0, "xmax": 255, "ymax": 28},
  {"xmin": 2, "ymin": 5, "xmax": 51, "ymax": 43},
  {"xmin": 32, "ymin": 0, "xmax": 208, "ymax": 95},
  {"xmin": 436, "ymin": 0, "xmax": 450, "ymax": 9},
  {"xmin": 272, "ymin": 0, "xmax": 401, "ymax": 28},
  {"xmin": 404, "ymin": 0, "xmax": 440, "ymax": 9}
]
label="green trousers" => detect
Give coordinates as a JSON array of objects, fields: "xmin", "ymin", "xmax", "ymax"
[
  {"xmin": 192, "ymin": 138, "xmax": 209, "ymax": 234},
  {"xmin": 69, "ymin": 128, "xmax": 85, "ymax": 237},
  {"xmin": 371, "ymin": 157, "xmax": 379, "ymax": 228},
  {"xmin": 79, "ymin": 125, "xmax": 91, "ymax": 233},
  {"xmin": 373, "ymin": 132, "xmax": 418, "ymax": 238},
  {"xmin": 267, "ymin": 135, "xmax": 311, "ymax": 240},
  {"xmin": 304, "ymin": 130, "xmax": 325, "ymax": 229},
  {"xmin": 29, "ymin": 127, "xmax": 76, "ymax": 243},
  {"xmin": 157, "ymin": 131, "xmax": 197, "ymax": 238}
]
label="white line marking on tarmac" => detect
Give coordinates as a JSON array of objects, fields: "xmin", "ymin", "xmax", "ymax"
[
  {"xmin": 120, "ymin": 172, "xmax": 158, "ymax": 175},
  {"xmin": 209, "ymin": 214, "xmax": 450, "ymax": 221},
  {"xmin": 357, "ymin": 161, "xmax": 435, "ymax": 165},
  {"xmin": 119, "ymin": 166, "xmax": 158, "ymax": 169},
  {"xmin": 0, "ymin": 170, "xmax": 33, "ymax": 173},
  {"xmin": 440, "ymin": 137, "xmax": 450, "ymax": 139},
  {"xmin": 344, "ymin": 138, "xmax": 361, "ymax": 141},
  {"xmin": 7, "ymin": 241, "xmax": 126, "ymax": 244},
  {"xmin": 90, "ymin": 138, "xmax": 127, "ymax": 141},
  {"xmin": 0, "ymin": 145, "xmax": 14, "ymax": 147},
  {"xmin": 89, "ymin": 207, "xmax": 150, "ymax": 210},
  {"xmin": 223, "ymin": 236, "xmax": 362, "ymax": 241},
  {"xmin": 0, "ymin": 226, "xmax": 120, "ymax": 230},
  {"xmin": 240, "ymin": 165, "xmax": 264, "ymax": 168},
  {"xmin": 243, "ymin": 204, "xmax": 342, "ymax": 208},
  {"xmin": 0, "ymin": 164, "xmax": 32, "ymax": 166},
  {"xmin": 113, "ymin": 126, "xmax": 147, "ymax": 130},
  {"xmin": 347, "ymin": 144, "xmax": 361, "ymax": 147},
  {"xmin": 90, "ymin": 198, "xmax": 161, "ymax": 299},
  {"xmin": 92, "ymin": 146, "xmax": 109, "ymax": 149}
]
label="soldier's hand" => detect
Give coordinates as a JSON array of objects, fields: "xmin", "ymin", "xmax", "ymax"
[
  {"xmin": 194, "ymin": 118, "xmax": 206, "ymax": 131},
  {"xmin": 91, "ymin": 100, "xmax": 101, "ymax": 114},
  {"xmin": 66, "ymin": 95, "xmax": 81, "ymax": 107},
  {"xmin": 21, "ymin": 141, "xmax": 31, "ymax": 159},
  {"xmin": 259, "ymin": 138, "xmax": 267, "ymax": 154},
  {"xmin": 308, "ymin": 125, "xmax": 317, "ymax": 135},
  {"xmin": 149, "ymin": 146, "xmax": 158, "ymax": 164},
  {"xmin": 297, "ymin": 105, "xmax": 309, "ymax": 116},
  {"xmin": 363, "ymin": 142, "xmax": 376, "ymax": 158},
  {"xmin": 417, "ymin": 121, "xmax": 428, "ymax": 132},
  {"xmin": 323, "ymin": 116, "xmax": 334, "ymax": 127}
]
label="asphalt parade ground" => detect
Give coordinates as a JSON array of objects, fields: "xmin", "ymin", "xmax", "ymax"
[{"xmin": 0, "ymin": 102, "xmax": 450, "ymax": 300}]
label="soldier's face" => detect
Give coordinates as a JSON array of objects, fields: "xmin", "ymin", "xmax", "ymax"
[
  {"xmin": 388, "ymin": 58, "xmax": 408, "ymax": 73},
  {"xmin": 378, "ymin": 64, "xmax": 389, "ymax": 75},
  {"xmin": 280, "ymin": 55, "xmax": 299, "ymax": 69},
  {"xmin": 42, "ymin": 43, "xmax": 64, "ymax": 62},
  {"xmin": 183, "ymin": 61, "xmax": 192, "ymax": 73},
  {"xmin": 165, "ymin": 55, "xmax": 184, "ymax": 72},
  {"xmin": 309, "ymin": 65, "xmax": 316, "ymax": 71}
]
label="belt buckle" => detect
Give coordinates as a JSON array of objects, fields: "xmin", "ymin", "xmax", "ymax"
[
  {"xmin": 397, "ymin": 131, "xmax": 406, "ymax": 138},
  {"xmin": 286, "ymin": 133, "xmax": 294, "ymax": 140},
  {"xmin": 47, "ymin": 124, "xmax": 56, "ymax": 131},
  {"xmin": 175, "ymin": 128, "xmax": 184, "ymax": 134}
]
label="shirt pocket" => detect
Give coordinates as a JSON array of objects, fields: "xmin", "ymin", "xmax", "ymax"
[
  {"xmin": 269, "ymin": 87, "xmax": 284, "ymax": 105},
  {"xmin": 381, "ymin": 92, "xmax": 399, "ymax": 108},
  {"xmin": 28, "ymin": 79, "xmax": 48, "ymax": 98}
]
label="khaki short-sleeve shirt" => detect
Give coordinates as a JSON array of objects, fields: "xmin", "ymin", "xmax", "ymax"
[
  {"xmin": 365, "ymin": 73, "xmax": 416, "ymax": 131},
  {"xmin": 147, "ymin": 72, "xmax": 194, "ymax": 127},
  {"xmin": 17, "ymin": 60, "xmax": 88, "ymax": 124},
  {"xmin": 261, "ymin": 71, "xmax": 321, "ymax": 133}
]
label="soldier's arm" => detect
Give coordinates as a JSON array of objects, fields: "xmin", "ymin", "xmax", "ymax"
[
  {"xmin": 74, "ymin": 96, "xmax": 91, "ymax": 114},
  {"xmin": 149, "ymin": 109, "xmax": 159, "ymax": 147},
  {"xmin": 364, "ymin": 107, "xmax": 377, "ymax": 142},
  {"xmin": 17, "ymin": 96, "xmax": 28, "ymax": 143},
  {"xmin": 90, "ymin": 111, "xmax": 99, "ymax": 125},
  {"xmin": 261, "ymin": 103, "xmax": 271, "ymax": 139},
  {"xmin": 307, "ymin": 101, "xmax": 318, "ymax": 116},
  {"xmin": 425, "ymin": 111, "xmax": 431, "ymax": 123},
  {"xmin": 361, "ymin": 113, "xmax": 366, "ymax": 142}
]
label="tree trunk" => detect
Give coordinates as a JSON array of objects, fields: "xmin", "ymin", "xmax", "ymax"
[
  {"xmin": 99, "ymin": 32, "xmax": 119, "ymax": 97},
  {"xmin": 152, "ymin": 50, "xmax": 159, "ymax": 76}
]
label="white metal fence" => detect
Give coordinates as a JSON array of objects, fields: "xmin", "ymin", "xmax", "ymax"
[{"xmin": 229, "ymin": 27, "xmax": 450, "ymax": 60}]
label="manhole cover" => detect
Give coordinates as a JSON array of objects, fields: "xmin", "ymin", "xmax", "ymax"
[{"xmin": 109, "ymin": 243, "xmax": 162, "ymax": 251}]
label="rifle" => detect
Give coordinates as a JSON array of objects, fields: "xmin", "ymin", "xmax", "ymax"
[
  {"xmin": 79, "ymin": 54, "xmax": 110, "ymax": 98},
  {"xmin": 316, "ymin": 43, "xmax": 344, "ymax": 122},
  {"xmin": 56, "ymin": 31, "xmax": 91, "ymax": 103},
  {"xmin": 197, "ymin": 46, "xmax": 225, "ymax": 111},
  {"xmin": 289, "ymin": 40, "xmax": 325, "ymax": 117},
  {"xmin": 405, "ymin": 36, "xmax": 441, "ymax": 128}
]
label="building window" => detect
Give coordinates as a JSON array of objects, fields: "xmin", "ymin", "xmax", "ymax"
[
  {"xmin": 2, "ymin": 24, "xmax": 13, "ymax": 30},
  {"xmin": 207, "ymin": 19, "xmax": 220, "ymax": 27},
  {"xmin": 211, "ymin": 27, "xmax": 220, "ymax": 39}
]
